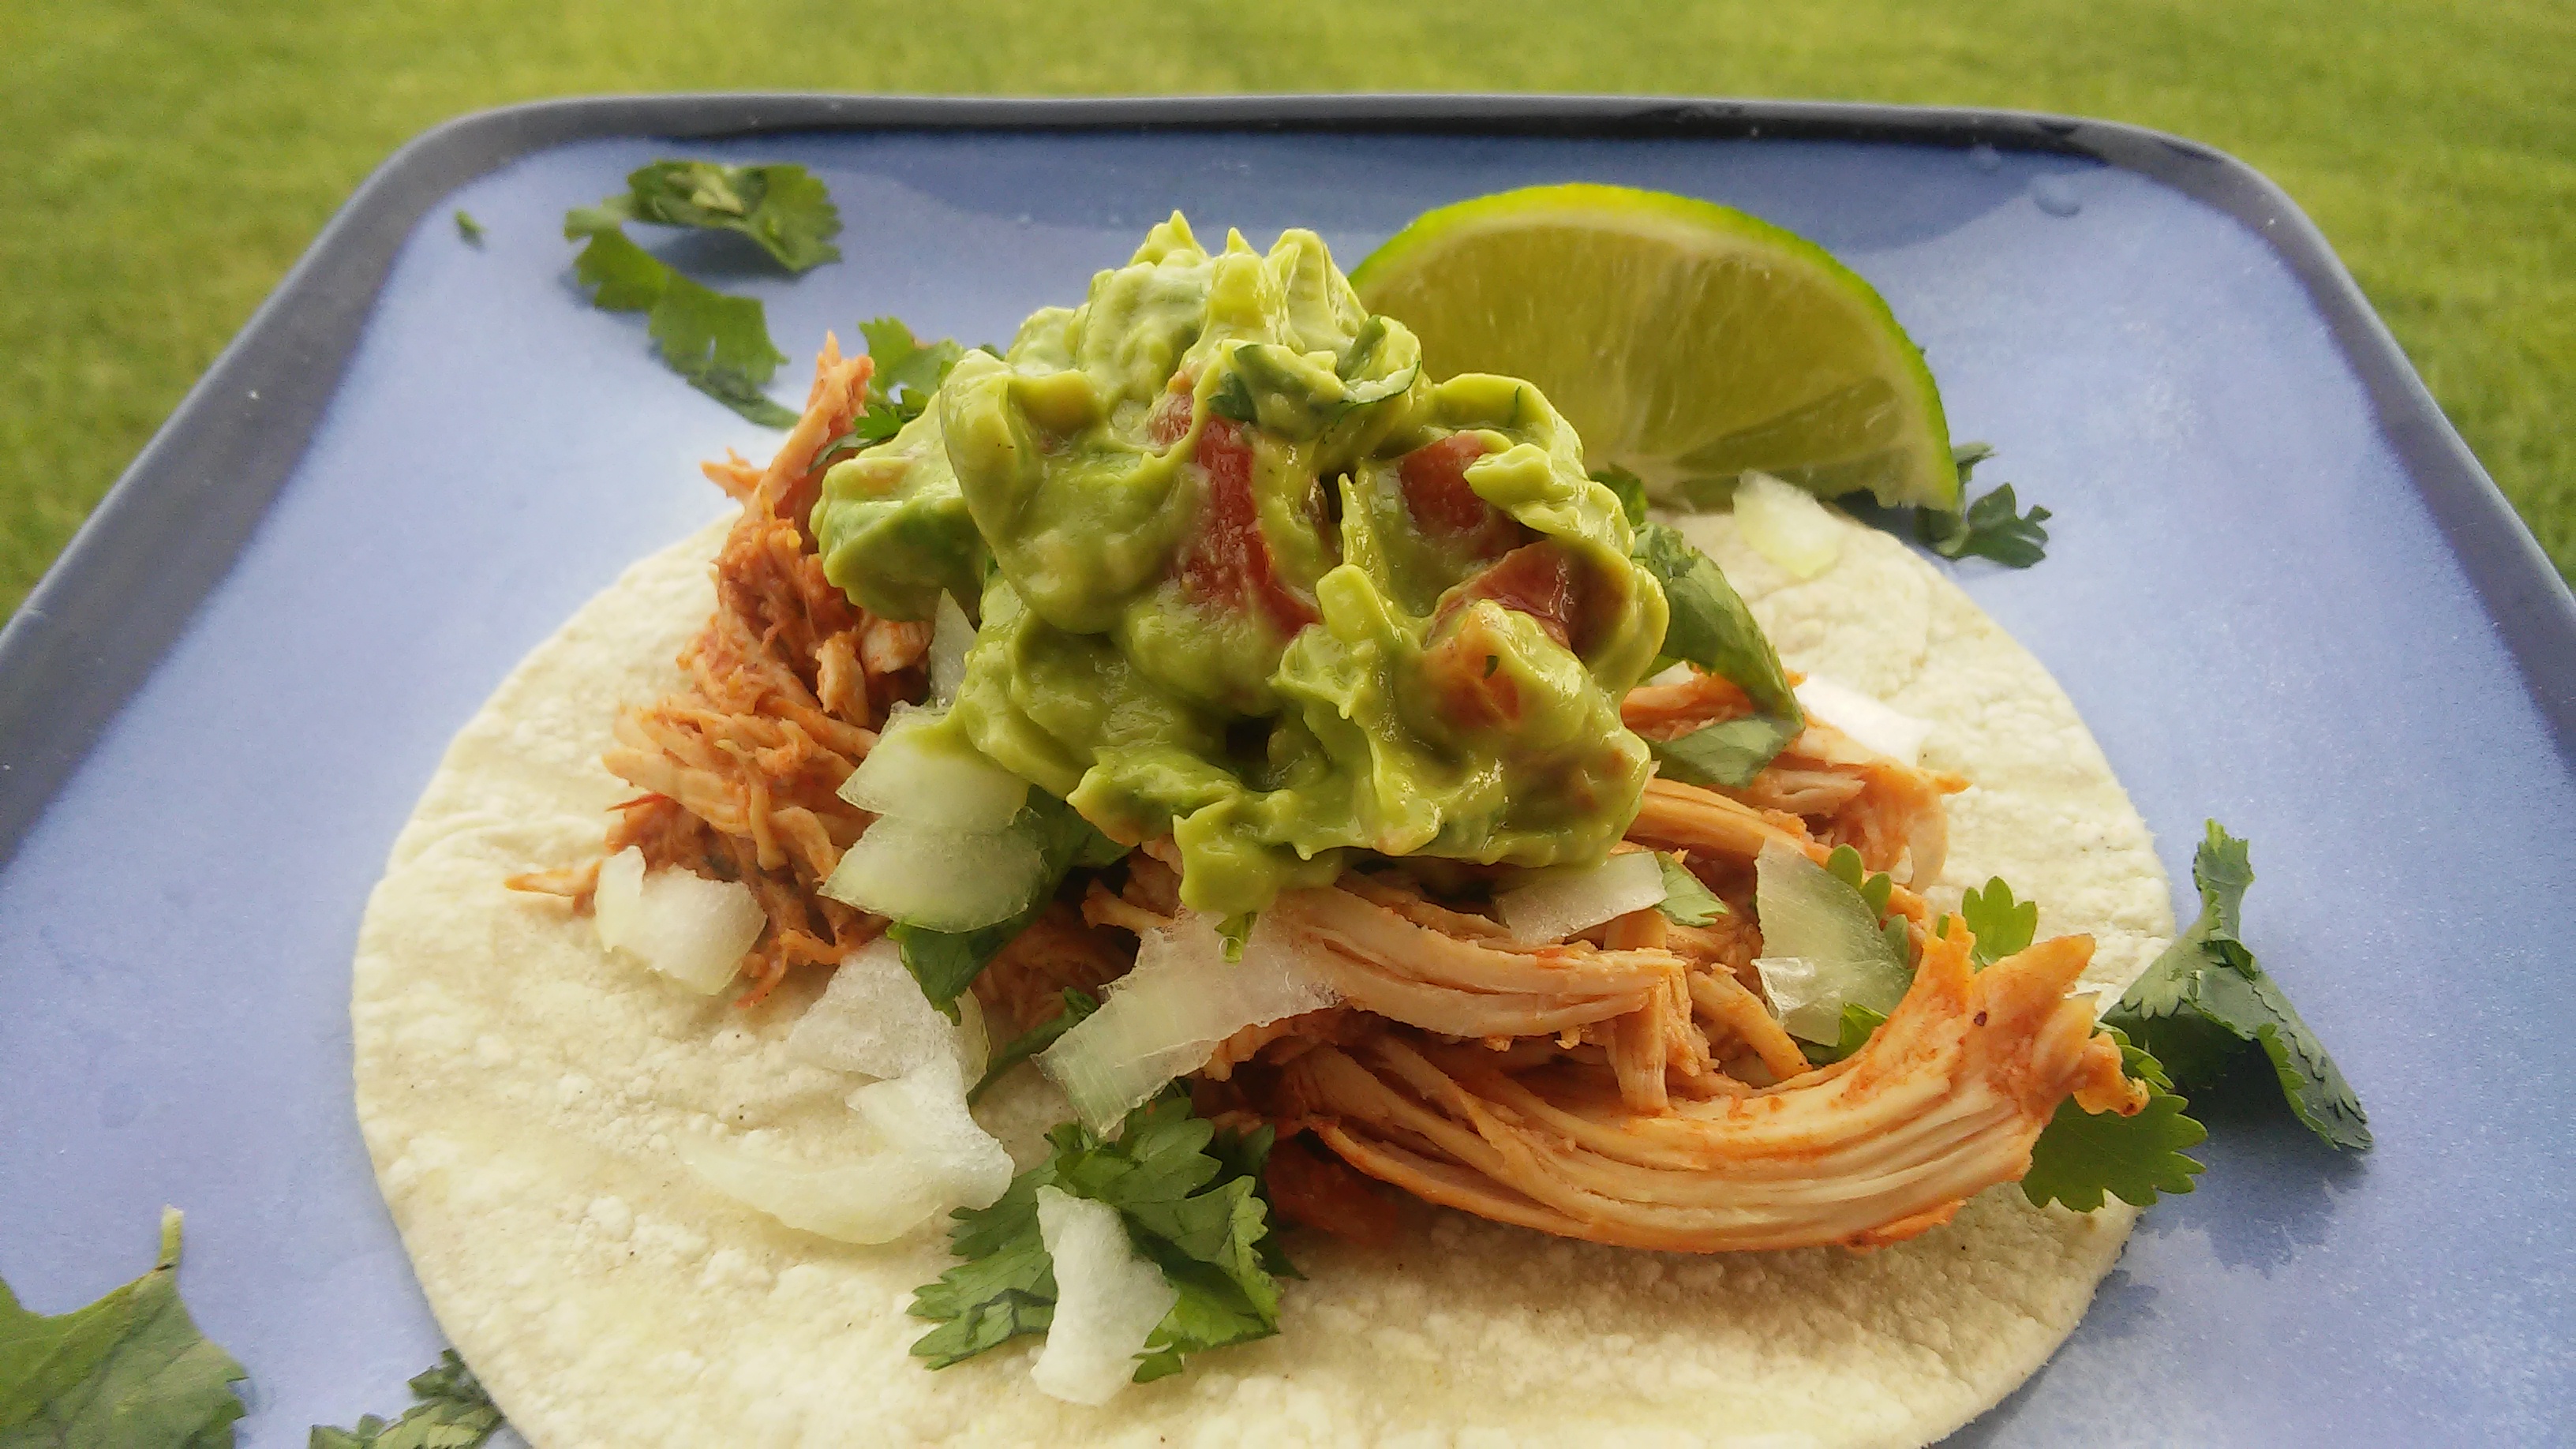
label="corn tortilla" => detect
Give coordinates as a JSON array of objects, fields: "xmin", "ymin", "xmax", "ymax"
[{"xmin": 352, "ymin": 507, "xmax": 2172, "ymax": 1448}]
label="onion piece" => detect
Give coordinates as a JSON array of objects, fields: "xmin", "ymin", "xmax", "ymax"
[
  {"xmin": 680, "ymin": 1057, "xmax": 1011, "ymax": 1244},
  {"xmin": 1494, "ymin": 852, "xmax": 1668, "ymax": 944},
  {"xmin": 591, "ymin": 846, "xmax": 764, "ymax": 994},
  {"xmin": 1645, "ymin": 661, "xmax": 1696, "ymax": 687},
  {"xmin": 1752, "ymin": 838, "xmax": 1910, "ymax": 1042},
  {"xmin": 927, "ymin": 592, "xmax": 975, "ymax": 704},
  {"xmin": 818, "ymin": 816, "xmax": 1046, "ymax": 930},
  {"xmin": 1734, "ymin": 470, "xmax": 1842, "ymax": 580},
  {"xmin": 1039, "ymin": 912, "xmax": 1338, "ymax": 1134},
  {"xmin": 1030, "ymin": 1187, "xmax": 1176, "ymax": 1406},
  {"xmin": 788, "ymin": 936, "xmax": 987, "ymax": 1079},
  {"xmin": 1794, "ymin": 674, "xmax": 1934, "ymax": 766},
  {"xmin": 839, "ymin": 702, "xmax": 1029, "ymax": 833}
]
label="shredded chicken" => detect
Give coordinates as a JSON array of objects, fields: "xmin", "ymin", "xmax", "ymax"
[
  {"xmin": 1286, "ymin": 931, "xmax": 2139, "ymax": 1252},
  {"xmin": 508, "ymin": 340, "xmax": 902, "ymax": 1003},
  {"xmin": 1623, "ymin": 667, "xmax": 1964, "ymax": 885}
]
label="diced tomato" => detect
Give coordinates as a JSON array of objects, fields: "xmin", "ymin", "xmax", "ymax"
[
  {"xmin": 1451, "ymin": 541, "xmax": 1581, "ymax": 649},
  {"xmin": 1178, "ymin": 416, "xmax": 1320, "ymax": 634},
  {"xmin": 1148, "ymin": 372, "xmax": 1196, "ymax": 447},
  {"xmin": 1398, "ymin": 433, "xmax": 1500, "ymax": 535}
]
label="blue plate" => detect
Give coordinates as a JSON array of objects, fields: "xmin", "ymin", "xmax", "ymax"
[{"xmin": 2, "ymin": 97, "xmax": 2568, "ymax": 1446}]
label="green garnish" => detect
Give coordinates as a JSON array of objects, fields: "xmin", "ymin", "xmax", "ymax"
[
  {"xmin": 0, "ymin": 1209, "xmax": 248, "ymax": 1447},
  {"xmin": 2106, "ymin": 822, "xmax": 2372, "ymax": 1150},
  {"xmin": 1652, "ymin": 852, "xmax": 1725, "ymax": 926},
  {"xmin": 812, "ymin": 318, "xmax": 972, "ymax": 470},
  {"xmin": 1958, "ymin": 876, "xmax": 2039, "ymax": 967},
  {"xmin": 309, "ymin": 1350, "xmax": 506, "ymax": 1449},
  {"xmin": 971, "ymin": 987, "xmax": 1100, "ymax": 1103},
  {"xmin": 891, "ymin": 792, "xmax": 1125, "ymax": 1015},
  {"xmin": 452, "ymin": 210, "xmax": 484, "ymax": 245},
  {"xmin": 580, "ymin": 160, "xmax": 842, "ymax": 274},
  {"xmin": 2021, "ymin": 1028, "xmax": 2209, "ymax": 1211},
  {"xmin": 910, "ymin": 1094, "xmax": 1288, "ymax": 1383},
  {"xmin": 1591, "ymin": 462, "xmax": 1651, "ymax": 527},
  {"xmin": 1917, "ymin": 446, "xmax": 2051, "ymax": 567},
  {"xmin": 1824, "ymin": 844, "xmax": 1911, "ymax": 965},
  {"xmin": 564, "ymin": 219, "xmax": 796, "ymax": 427},
  {"xmin": 1800, "ymin": 1002, "xmax": 1889, "ymax": 1067},
  {"xmin": 1628, "ymin": 521, "xmax": 1804, "ymax": 786}
]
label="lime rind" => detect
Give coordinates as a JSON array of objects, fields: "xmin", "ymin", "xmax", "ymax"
[{"xmin": 1352, "ymin": 184, "xmax": 1957, "ymax": 512}]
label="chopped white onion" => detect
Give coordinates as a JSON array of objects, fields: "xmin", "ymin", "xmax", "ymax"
[
  {"xmin": 1753, "ymin": 839, "xmax": 1911, "ymax": 1042},
  {"xmin": 1494, "ymin": 852, "xmax": 1668, "ymax": 944},
  {"xmin": 680, "ymin": 1058, "xmax": 1011, "ymax": 1244},
  {"xmin": 1734, "ymin": 470, "xmax": 1843, "ymax": 580},
  {"xmin": 1794, "ymin": 674, "xmax": 1935, "ymax": 766},
  {"xmin": 788, "ymin": 936, "xmax": 987, "ymax": 1080},
  {"xmin": 1030, "ymin": 1187, "xmax": 1176, "ymax": 1406},
  {"xmin": 818, "ymin": 815, "xmax": 1045, "ymax": 930},
  {"xmin": 839, "ymin": 702, "xmax": 1029, "ymax": 833},
  {"xmin": 848, "ymin": 1056, "xmax": 1015, "ymax": 1209},
  {"xmin": 927, "ymin": 592, "xmax": 975, "ymax": 704},
  {"xmin": 1039, "ymin": 912, "xmax": 1338, "ymax": 1134},
  {"xmin": 591, "ymin": 846, "xmax": 764, "ymax": 994},
  {"xmin": 1645, "ymin": 661, "xmax": 1696, "ymax": 688}
]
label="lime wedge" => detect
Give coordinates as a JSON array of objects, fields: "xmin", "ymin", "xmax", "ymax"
[{"xmin": 1351, "ymin": 184, "xmax": 1958, "ymax": 511}]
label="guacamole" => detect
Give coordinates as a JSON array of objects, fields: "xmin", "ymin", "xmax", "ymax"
[{"xmin": 811, "ymin": 215, "xmax": 1668, "ymax": 916}]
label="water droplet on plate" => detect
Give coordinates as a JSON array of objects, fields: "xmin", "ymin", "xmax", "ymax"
[
  {"xmin": 1968, "ymin": 143, "xmax": 2003, "ymax": 173},
  {"xmin": 2031, "ymin": 175, "xmax": 2082, "ymax": 216}
]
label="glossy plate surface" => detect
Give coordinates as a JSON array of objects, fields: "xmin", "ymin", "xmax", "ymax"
[{"xmin": 0, "ymin": 99, "xmax": 2567, "ymax": 1445}]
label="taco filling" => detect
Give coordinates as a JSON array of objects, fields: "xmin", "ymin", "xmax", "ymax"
[{"xmin": 506, "ymin": 215, "xmax": 2156, "ymax": 1290}]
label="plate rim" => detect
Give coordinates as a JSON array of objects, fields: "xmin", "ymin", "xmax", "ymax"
[{"xmin": 2, "ymin": 91, "xmax": 2563, "ymax": 868}]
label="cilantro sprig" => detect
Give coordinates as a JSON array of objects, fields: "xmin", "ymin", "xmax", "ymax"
[
  {"xmin": 1916, "ymin": 444, "xmax": 2051, "ymax": 567},
  {"xmin": 2106, "ymin": 822, "xmax": 2372, "ymax": 1150},
  {"xmin": 811, "ymin": 318, "xmax": 972, "ymax": 471},
  {"xmin": 576, "ymin": 159, "xmax": 842, "ymax": 274},
  {"xmin": 310, "ymin": 1350, "xmax": 507, "ymax": 1449},
  {"xmin": 1653, "ymin": 852, "xmax": 1725, "ymax": 927},
  {"xmin": 1625, "ymin": 516, "xmax": 1806, "ymax": 787},
  {"xmin": 911, "ymin": 1094, "xmax": 1290, "ymax": 1383},
  {"xmin": 1957, "ymin": 876, "xmax": 2039, "ymax": 967},
  {"xmin": 2022, "ymin": 1028, "xmax": 2209, "ymax": 1211},
  {"xmin": 0, "ymin": 1209, "xmax": 248, "ymax": 1447},
  {"xmin": 563, "ymin": 159, "xmax": 844, "ymax": 427},
  {"xmin": 566, "ymin": 214, "xmax": 797, "ymax": 427}
]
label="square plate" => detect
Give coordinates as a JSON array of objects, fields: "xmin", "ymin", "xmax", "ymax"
[{"xmin": 2, "ymin": 96, "xmax": 2569, "ymax": 1446}]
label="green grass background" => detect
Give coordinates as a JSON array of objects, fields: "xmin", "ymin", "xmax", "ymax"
[{"xmin": 5, "ymin": 0, "xmax": 2568, "ymax": 615}]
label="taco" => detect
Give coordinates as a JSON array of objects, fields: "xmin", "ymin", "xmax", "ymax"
[{"xmin": 352, "ymin": 216, "xmax": 2174, "ymax": 1447}]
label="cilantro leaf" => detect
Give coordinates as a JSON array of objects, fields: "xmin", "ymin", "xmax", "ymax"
[
  {"xmin": 1649, "ymin": 714, "xmax": 1803, "ymax": 788},
  {"xmin": 0, "ymin": 1209, "xmax": 249, "ymax": 1447},
  {"xmin": 970, "ymin": 988, "xmax": 1099, "ymax": 1103},
  {"xmin": 616, "ymin": 160, "xmax": 843, "ymax": 274},
  {"xmin": 567, "ymin": 225, "xmax": 796, "ymax": 426},
  {"xmin": 1590, "ymin": 463, "xmax": 1650, "ymax": 527},
  {"xmin": 1959, "ymin": 876, "xmax": 2039, "ymax": 968},
  {"xmin": 308, "ymin": 1350, "xmax": 505, "ymax": 1449},
  {"xmin": 1653, "ymin": 852, "xmax": 1724, "ymax": 927},
  {"xmin": 452, "ymin": 211, "xmax": 484, "ymax": 245},
  {"xmin": 910, "ymin": 1095, "xmax": 1289, "ymax": 1383},
  {"xmin": 1918, "ymin": 480, "xmax": 2052, "ymax": 568},
  {"xmin": 1629, "ymin": 522, "xmax": 1803, "ymax": 784},
  {"xmin": 893, "ymin": 792, "xmax": 1125, "ymax": 1014},
  {"xmin": 2021, "ymin": 1030, "xmax": 2209, "ymax": 1211},
  {"xmin": 2106, "ymin": 822, "xmax": 2372, "ymax": 1150},
  {"xmin": 1800, "ymin": 1002, "xmax": 1889, "ymax": 1066},
  {"xmin": 813, "ymin": 320, "xmax": 974, "ymax": 471},
  {"xmin": 1824, "ymin": 844, "xmax": 1912, "ymax": 965},
  {"xmin": 1206, "ymin": 370, "xmax": 1257, "ymax": 424}
]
